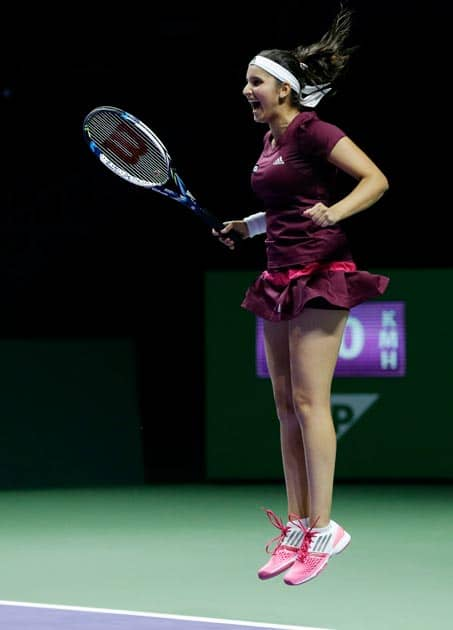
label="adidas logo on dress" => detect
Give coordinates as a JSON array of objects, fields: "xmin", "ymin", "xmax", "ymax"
[{"xmin": 272, "ymin": 156, "xmax": 285, "ymax": 165}]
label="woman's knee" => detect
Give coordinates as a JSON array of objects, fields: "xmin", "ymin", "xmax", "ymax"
[
  {"xmin": 274, "ymin": 399, "xmax": 299, "ymax": 427},
  {"xmin": 292, "ymin": 392, "xmax": 331, "ymax": 425}
]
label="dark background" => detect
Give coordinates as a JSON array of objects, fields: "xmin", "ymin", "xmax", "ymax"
[{"xmin": 1, "ymin": 1, "xmax": 450, "ymax": 483}]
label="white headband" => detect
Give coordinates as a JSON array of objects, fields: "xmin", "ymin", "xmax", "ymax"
[
  {"xmin": 251, "ymin": 55, "xmax": 301, "ymax": 93},
  {"xmin": 250, "ymin": 54, "xmax": 331, "ymax": 108}
]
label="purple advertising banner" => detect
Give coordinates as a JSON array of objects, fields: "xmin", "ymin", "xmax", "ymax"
[{"xmin": 256, "ymin": 301, "xmax": 406, "ymax": 378}]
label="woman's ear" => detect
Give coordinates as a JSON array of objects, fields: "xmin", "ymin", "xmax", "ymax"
[
  {"xmin": 278, "ymin": 82, "xmax": 292, "ymax": 102},
  {"xmin": 279, "ymin": 83, "xmax": 291, "ymax": 98}
]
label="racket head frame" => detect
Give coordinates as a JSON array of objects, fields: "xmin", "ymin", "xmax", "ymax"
[{"xmin": 83, "ymin": 105, "xmax": 171, "ymax": 188}]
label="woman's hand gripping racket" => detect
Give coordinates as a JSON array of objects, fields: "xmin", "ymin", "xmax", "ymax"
[{"xmin": 82, "ymin": 106, "xmax": 242, "ymax": 245}]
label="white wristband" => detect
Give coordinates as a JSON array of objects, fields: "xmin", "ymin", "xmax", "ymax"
[{"xmin": 244, "ymin": 212, "xmax": 266, "ymax": 238}]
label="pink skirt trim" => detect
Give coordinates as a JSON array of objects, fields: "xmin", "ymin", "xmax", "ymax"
[{"xmin": 262, "ymin": 261, "xmax": 357, "ymax": 286}]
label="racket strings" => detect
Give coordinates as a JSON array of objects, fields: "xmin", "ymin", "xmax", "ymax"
[{"xmin": 86, "ymin": 111, "xmax": 169, "ymax": 185}]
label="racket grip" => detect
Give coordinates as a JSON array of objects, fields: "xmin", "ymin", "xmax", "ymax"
[
  {"xmin": 212, "ymin": 225, "xmax": 243, "ymax": 247},
  {"xmin": 188, "ymin": 203, "xmax": 243, "ymax": 247}
]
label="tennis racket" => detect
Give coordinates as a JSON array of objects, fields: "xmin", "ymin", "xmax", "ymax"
[{"xmin": 82, "ymin": 106, "xmax": 241, "ymax": 244}]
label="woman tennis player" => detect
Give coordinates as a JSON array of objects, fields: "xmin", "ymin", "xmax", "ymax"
[{"xmin": 214, "ymin": 5, "xmax": 389, "ymax": 585}]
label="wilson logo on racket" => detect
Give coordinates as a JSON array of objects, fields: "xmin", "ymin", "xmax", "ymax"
[{"xmin": 102, "ymin": 121, "xmax": 148, "ymax": 165}]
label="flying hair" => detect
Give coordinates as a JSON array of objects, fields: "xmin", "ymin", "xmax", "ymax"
[
  {"xmin": 293, "ymin": 4, "xmax": 358, "ymax": 87},
  {"xmin": 254, "ymin": 4, "xmax": 358, "ymax": 108}
]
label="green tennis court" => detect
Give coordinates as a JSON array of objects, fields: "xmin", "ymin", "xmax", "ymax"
[{"xmin": 1, "ymin": 483, "xmax": 451, "ymax": 630}]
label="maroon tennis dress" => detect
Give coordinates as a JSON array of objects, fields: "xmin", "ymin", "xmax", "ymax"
[{"xmin": 241, "ymin": 111, "xmax": 389, "ymax": 321}]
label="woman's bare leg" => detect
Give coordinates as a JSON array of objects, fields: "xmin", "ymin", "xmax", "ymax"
[
  {"xmin": 263, "ymin": 319, "xmax": 309, "ymax": 519},
  {"xmin": 288, "ymin": 308, "xmax": 348, "ymax": 527}
]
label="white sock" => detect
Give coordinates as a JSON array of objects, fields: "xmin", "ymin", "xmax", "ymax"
[
  {"xmin": 288, "ymin": 516, "xmax": 309, "ymax": 527},
  {"xmin": 310, "ymin": 521, "xmax": 332, "ymax": 534}
]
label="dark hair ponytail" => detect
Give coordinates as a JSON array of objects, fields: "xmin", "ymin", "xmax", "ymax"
[
  {"xmin": 257, "ymin": 4, "xmax": 357, "ymax": 108},
  {"xmin": 293, "ymin": 4, "xmax": 357, "ymax": 86}
]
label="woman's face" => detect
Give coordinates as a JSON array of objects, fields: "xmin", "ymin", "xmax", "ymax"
[{"xmin": 243, "ymin": 65, "xmax": 284, "ymax": 123}]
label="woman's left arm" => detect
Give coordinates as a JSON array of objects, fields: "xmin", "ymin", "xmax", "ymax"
[{"xmin": 303, "ymin": 136, "xmax": 389, "ymax": 226}]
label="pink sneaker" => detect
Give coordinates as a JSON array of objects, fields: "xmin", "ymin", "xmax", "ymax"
[
  {"xmin": 257, "ymin": 509, "xmax": 306, "ymax": 580},
  {"xmin": 283, "ymin": 519, "xmax": 351, "ymax": 586}
]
